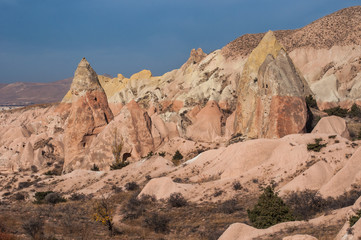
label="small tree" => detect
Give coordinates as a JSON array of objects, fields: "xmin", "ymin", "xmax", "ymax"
[
  {"xmin": 247, "ymin": 186, "xmax": 295, "ymax": 229},
  {"xmin": 22, "ymin": 217, "xmax": 44, "ymax": 240},
  {"xmin": 349, "ymin": 104, "xmax": 361, "ymax": 118},
  {"xmin": 109, "ymin": 129, "xmax": 129, "ymax": 170},
  {"xmin": 93, "ymin": 195, "xmax": 114, "ymax": 236},
  {"xmin": 172, "ymin": 150, "xmax": 183, "ymax": 166}
]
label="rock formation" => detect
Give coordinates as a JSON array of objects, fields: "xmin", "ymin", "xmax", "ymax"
[
  {"xmin": 234, "ymin": 31, "xmax": 312, "ymax": 138},
  {"xmin": 63, "ymin": 58, "xmax": 114, "ymax": 173}
]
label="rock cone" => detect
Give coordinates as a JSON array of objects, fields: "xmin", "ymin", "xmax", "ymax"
[{"xmin": 63, "ymin": 58, "xmax": 114, "ymax": 172}]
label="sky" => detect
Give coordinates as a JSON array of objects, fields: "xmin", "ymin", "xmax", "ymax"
[{"xmin": 0, "ymin": 0, "xmax": 359, "ymax": 83}]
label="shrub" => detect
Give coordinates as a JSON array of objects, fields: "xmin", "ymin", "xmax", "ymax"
[
  {"xmin": 14, "ymin": 192, "xmax": 26, "ymax": 201},
  {"xmin": 247, "ymin": 186, "xmax": 295, "ymax": 229},
  {"xmin": 69, "ymin": 193, "xmax": 87, "ymax": 201},
  {"xmin": 30, "ymin": 165, "xmax": 38, "ymax": 173},
  {"xmin": 44, "ymin": 192, "xmax": 66, "ymax": 204},
  {"xmin": 349, "ymin": 209, "xmax": 361, "ymax": 227},
  {"xmin": 125, "ymin": 181, "xmax": 139, "ymax": 191},
  {"xmin": 22, "ymin": 217, "xmax": 44, "ymax": 240},
  {"xmin": 305, "ymin": 95, "xmax": 318, "ymax": 109},
  {"xmin": 91, "ymin": 164, "xmax": 100, "ymax": 171},
  {"xmin": 348, "ymin": 104, "xmax": 361, "ymax": 118},
  {"xmin": 34, "ymin": 191, "xmax": 54, "ymax": 204},
  {"xmin": 18, "ymin": 181, "xmax": 32, "ymax": 189},
  {"xmin": 324, "ymin": 106, "xmax": 348, "ymax": 118},
  {"xmin": 168, "ymin": 193, "xmax": 187, "ymax": 207},
  {"xmin": 172, "ymin": 150, "xmax": 183, "ymax": 165},
  {"xmin": 213, "ymin": 189, "xmax": 224, "ymax": 197},
  {"xmin": 232, "ymin": 181, "xmax": 242, "ymax": 191},
  {"xmin": 144, "ymin": 213, "xmax": 170, "ymax": 233},
  {"xmin": 326, "ymin": 189, "xmax": 361, "ymax": 210},
  {"xmin": 93, "ymin": 196, "xmax": 114, "ymax": 236},
  {"xmin": 158, "ymin": 152, "xmax": 166, "ymax": 157},
  {"xmin": 219, "ymin": 198, "xmax": 241, "ymax": 214},
  {"xmin": 145, "ymin": 151, "xmax": 154, "ymax": 158},
  {"xmin": 123, "ymin": 193, "xmax": 155, "ymax": 220},
  {"xmin": 307, "ymin": 138, "xmax": 327, "ymax": 152},
  {"xmin": 285, "ymin": 189, "xmax": 326, "ymax": 220},
  {"xmin": 109, "ymin": 129, "xmax": 129, "ymax": 170},
  {"xmin": 109, "ymin": 161, "xmax": 129, "ymax": 170},
  {"xmin": 44, "ymin": 170, "xmax": 55, "ymax": 176}
]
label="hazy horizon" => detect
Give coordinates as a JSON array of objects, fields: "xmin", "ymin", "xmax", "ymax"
[{"xmin": 0, "ymin": 0, "xmax": 358, "ymax": 84}]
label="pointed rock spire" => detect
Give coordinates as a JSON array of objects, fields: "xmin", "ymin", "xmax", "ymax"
[
  {"xmin": 234, "ymin": 31, "xmax": 312, "ymax": 139},
  {"xmin": 63, "ymin": 58, "xmax": 114, "ymax": 173},
  {"xmin": 70, "ymin": 58, "xmax": 104, "ymax": 97}
]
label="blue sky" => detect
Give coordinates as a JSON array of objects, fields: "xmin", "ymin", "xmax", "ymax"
[{"xmin": 0, "ymin": 0, "xmax": 359, "ymax": 83}]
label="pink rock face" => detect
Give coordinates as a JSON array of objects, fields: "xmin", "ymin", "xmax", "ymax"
[
  {"xmin": 312, "ymin": 116, "xmax": 350, "ymax": 139},
  {"xmin": 186, "ymin": 101, "xmax": 224, "ymax": 142},
  {"xmin": 259, "ymin": 96, "xmax": 308, "ymax": 138},
  {"xmin": 63, "ymin": 58, "xmax": 113, "ymax": 173}
]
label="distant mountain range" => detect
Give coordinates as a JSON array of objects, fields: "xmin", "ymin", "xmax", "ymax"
[{"xmin": 0, "ymin": 78, "xmax": 72, "ymax": 106}]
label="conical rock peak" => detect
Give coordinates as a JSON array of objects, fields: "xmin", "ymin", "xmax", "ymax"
[{"xmin": 70, "ymin": 58, "xmax": 104, "ymax": 97}]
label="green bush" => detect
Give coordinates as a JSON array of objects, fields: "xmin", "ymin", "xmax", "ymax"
[
  {"xmin": 349, "ymin": 209, "xmax": 361, "ymax": 227},
  {"xmin": 324, "ymin": 106, "xmax": 348, "ymax": 118},
  {"xmin": 247, "ymin": 186, "xmax": 295, "ymax": 229},
  {"xmin": 172, "ymin": 150, "xmax": 183, "ymax": 166},
  {"xmin": 91, "ymin": 164, "xmax": 100, "ymax": 171},
  {"xmin": 34, "ymin": 191, "xmax": 54, "ymax": 203},
  {"xmin": 349, "ymin": 104, "xmax": 361, "ymax": 118},
  {"xmin": 34, "ymin": 191, "xmax": 66, "ymax": 204},
  {"xmin": 307, "ymin": 138, "xmax": 327, "ymax": 152},
  {"xmin": 158, "ymin": 152, "xmax": 166, "ymax": 157},
  {"xmin": 110, "ymin": 161, "xmax": 129, "ymax": 170}
]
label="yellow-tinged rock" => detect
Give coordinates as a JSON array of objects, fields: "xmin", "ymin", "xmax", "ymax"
[
  {"xmin": 117, "ymin": 73, "xmax": 125, "ymax": 80},
  {"xmin": 130, "ymin": 69, "xmax": 152, "ymax": 81},
  {"xmin": 62, "ymin": 90, "xmax": 72, "ymax": 103},
  {"xmin": 243, "ymin": 30, "xmax": 284, "ymax": 79},
  {"xmin": 234, "ymin": 30, "xmax": 311, "ymax": 139}
]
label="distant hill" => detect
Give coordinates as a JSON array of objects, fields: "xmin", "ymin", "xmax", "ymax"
[{"xmin": 0, "ymin": 78, "xmax": 72, "ymax": 106}]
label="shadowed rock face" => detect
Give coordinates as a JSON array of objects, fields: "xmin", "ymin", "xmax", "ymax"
[
  {"xmin": 234, "ymin": 31, "xmax": 312, "ymax": 138},
  {"xmin": 63, "ymin": 58, "xmax": 114, "ymax": 173}
]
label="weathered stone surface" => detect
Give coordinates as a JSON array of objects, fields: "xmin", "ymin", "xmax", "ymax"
[
  {"xmin": 186, "ymin": 100, "xmax": 224, "ymax": 142},
  {"xmin": 63, "ymin": 58, "xmax": 113, "ymax": 173},
  {"xmin": 311, "ymin": 116, "xmax": 350, "ymax": 139},
  {"xmin": 234, "ymin": 31, "xmax": 311, "ymax": 138}
]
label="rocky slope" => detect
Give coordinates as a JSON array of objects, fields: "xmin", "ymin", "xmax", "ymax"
[
  {"xmin": 223, "ymin": 6, "xmax": 361, "ymax": 109},
  {"xmin": 0, "ymin": 6, "xmax": 361, "ymax": 240}
]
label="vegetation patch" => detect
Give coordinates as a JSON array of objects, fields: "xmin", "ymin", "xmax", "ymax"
[
  {"xmin": 305, "ymin": 95, "xmax": 318, "ymax": 109},
  {"xmin": 168, "ymin": 193, "xmax": 188, "ymax": 208},
  {"xmin": 307, "ymin": 138, "xmax": 327, "ymax": 152},
  {"xmin": 324, "ymin": 106, "xmax": 348, "ymax": 118},
  {"xmin": 349, "ymin": 209, "xmax": 361, "ymax": 227},
  {"xmin": 172, "ymin": 150, "xmax": 183, "ymax": 166},
  {"xmin": 247, "ymin": 186, "xmax": 295, "ymax": 229}
]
